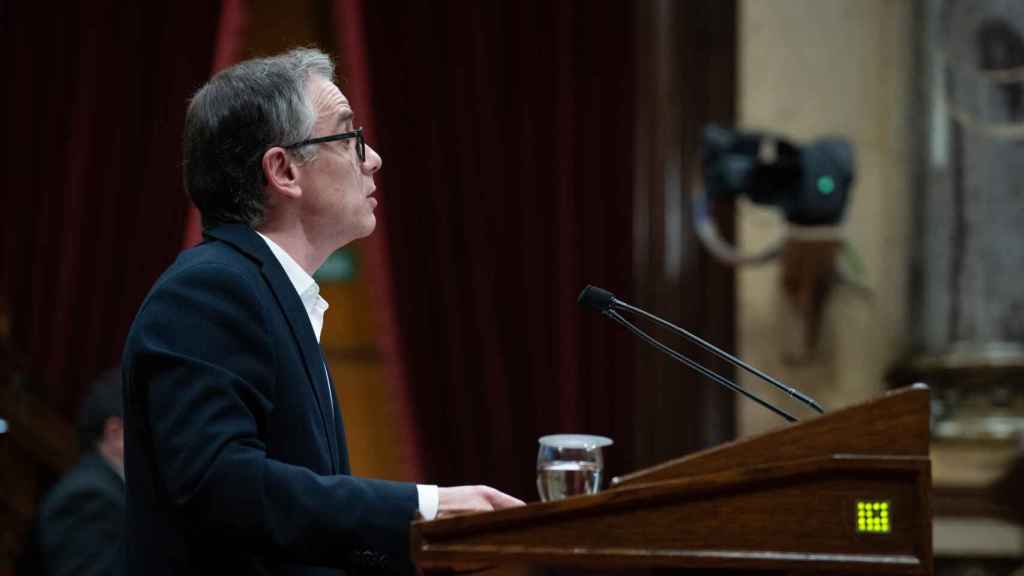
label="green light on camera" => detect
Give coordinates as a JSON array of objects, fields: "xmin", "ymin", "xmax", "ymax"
[{"xmin": 817, "ymin": 176, "xmax": 836, "ymax": 195}]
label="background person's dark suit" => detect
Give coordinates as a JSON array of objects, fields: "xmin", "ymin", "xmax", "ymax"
[
  {"xmin": 36, "ymin": 452, "xmax": 124, "ymax": 576},
  {"xmin": 121, "ymin": 223, "xmax": 418, "ymax": 575}
]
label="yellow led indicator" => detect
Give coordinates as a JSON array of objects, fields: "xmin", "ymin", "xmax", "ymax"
[{"xmin": 856, "ymin": 501, "xmax": 891, "ymax": 533}]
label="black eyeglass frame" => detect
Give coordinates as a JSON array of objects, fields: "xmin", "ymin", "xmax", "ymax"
[{"xmin": 282, "ymin": 127, "xmax": 365, "ymax": 162}]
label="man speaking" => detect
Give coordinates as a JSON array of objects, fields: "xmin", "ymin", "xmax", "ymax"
[{"xmin": 121, "ymin": 48, "xmax": 523, "ymax": 575}]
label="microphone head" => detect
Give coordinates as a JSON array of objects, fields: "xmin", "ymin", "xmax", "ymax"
[{"xmin": 577, "ymin": 285, "xmax": 617, "ymax": 312}]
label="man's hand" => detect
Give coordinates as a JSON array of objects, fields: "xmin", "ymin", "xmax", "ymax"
[{"xmin": 436, "ymin": 485, "xmax": 525, "ymax": 517}]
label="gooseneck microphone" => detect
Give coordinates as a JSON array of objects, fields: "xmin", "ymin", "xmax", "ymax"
[{"xmin": 578, "ymin": 284, "xmax": 824, "ymax": 422}]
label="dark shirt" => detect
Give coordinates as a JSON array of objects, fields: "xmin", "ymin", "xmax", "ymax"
[{"xmin": 37, "ymin": 451, "xmax": 124, "ymax": 576}]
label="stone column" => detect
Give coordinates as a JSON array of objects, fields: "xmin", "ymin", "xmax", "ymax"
[{"xmin": 899, "ymin": 0, "xmax": 1024, "ymax": 443}]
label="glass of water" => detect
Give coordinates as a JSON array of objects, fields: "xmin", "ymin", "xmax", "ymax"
[{"xmin": 536, "ymin": 434, "xmax": 613, "ymax": 502}]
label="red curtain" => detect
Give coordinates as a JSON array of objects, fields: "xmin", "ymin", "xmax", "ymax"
[
  {"xmin": 2, "ymin": 2, "xmax": 223, "ymax": 418},
  {"xmin": 350, "ymin": 1, "xmax": 639, "ymax": 500},
  {"xmin": 333, "ymin": 0, "xmax": 426, "ymax": 481},
  {"xmin": 181, "ymin": 0, "xmax": 250, "ymax": 250}
]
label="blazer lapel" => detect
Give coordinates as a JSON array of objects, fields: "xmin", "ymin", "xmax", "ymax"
[
  {"xmin": 204, "ymin": 224, "xmax": 340, "ymax": 473},
  {"xmin": 261, "ymin": 263, "xmax": 341, "ymax": 473},
  {"xmin": 324, "ymin": 365, "xmax": 349, "ymax": 474}
]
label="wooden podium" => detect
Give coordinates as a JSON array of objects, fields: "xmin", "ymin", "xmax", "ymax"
[{"xmin": 411, "ymin": 385, "xmax": 933, "ymax": 574}]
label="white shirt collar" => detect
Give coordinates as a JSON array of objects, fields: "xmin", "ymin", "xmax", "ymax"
[{"xmin": 255, "ymin": 231, "xmax": 329, "ymax": 341}]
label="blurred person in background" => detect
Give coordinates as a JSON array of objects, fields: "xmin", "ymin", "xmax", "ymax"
[{"xmin": 31, "ymin": 368, "xmax": 124, "ymax": 576}]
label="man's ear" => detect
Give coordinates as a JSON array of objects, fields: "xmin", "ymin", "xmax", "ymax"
[{"xmin": 262, "ymin": 147, "xmax": 302, "ymax": 199}]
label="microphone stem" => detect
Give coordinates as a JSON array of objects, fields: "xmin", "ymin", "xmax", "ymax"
[
  {"xmin": 606, "ymin": 310, "xmax": 798, "ymax": 423},
  {"xmin": 614, "ymin": 300, "xmax": 825, "ymax": 414}
]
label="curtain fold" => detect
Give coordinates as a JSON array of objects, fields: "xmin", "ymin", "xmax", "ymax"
[
  {"xmin": 3, "ymin": 2, "xmax": 222, "ymax": 418},
  {"xmin": 332, "ymin": 0, "xmax": 426, "ymax": 482},
  {"xmin": 357, "ymin": 0, "xmax": 638, "ymax": 499},
  {"xmin": 181, "ymin": 0, "xmax": 250, "ymax": 250}
]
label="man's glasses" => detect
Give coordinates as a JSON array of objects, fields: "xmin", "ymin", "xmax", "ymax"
[{"xmin": 282, "ymin": 127, "xmax": 365, "ymax": 162}]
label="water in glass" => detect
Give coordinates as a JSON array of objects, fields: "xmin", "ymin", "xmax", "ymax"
[{"xmin": 536, "ymin": 434, "xmax": 613, "ymax": 502}]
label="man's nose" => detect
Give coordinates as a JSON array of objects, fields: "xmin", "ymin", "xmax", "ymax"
[{"xmin": 363, "ymin": 145, "xmax": 382, "ymax": 174}]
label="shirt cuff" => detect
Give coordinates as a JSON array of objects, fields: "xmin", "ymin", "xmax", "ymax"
[{"xmin": 416, "ymin": 484, "xmax": 439, "ymax": 520}]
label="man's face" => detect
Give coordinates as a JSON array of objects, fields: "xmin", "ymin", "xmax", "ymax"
[{"xmin": 297, "ymin": 75, "xmax": 382, "ymax": 247}]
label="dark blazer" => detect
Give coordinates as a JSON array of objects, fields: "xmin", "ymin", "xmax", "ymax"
[
  {"xmin": 121, "ymin": 223, "xmax": 418, "ymax": 575},
  {"xmin": 36, "ymin": 452, "xmax": 124, "ymax": 576}
]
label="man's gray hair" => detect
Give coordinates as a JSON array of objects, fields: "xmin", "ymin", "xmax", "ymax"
[{"xmin": 183, "ymin": 48, "xmax": 336, "ymax": 229}]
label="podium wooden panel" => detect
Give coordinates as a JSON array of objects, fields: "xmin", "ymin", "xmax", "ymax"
[{"xmin": 411, "ymin": 385, "xmax": 933, "ymax": 574}]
